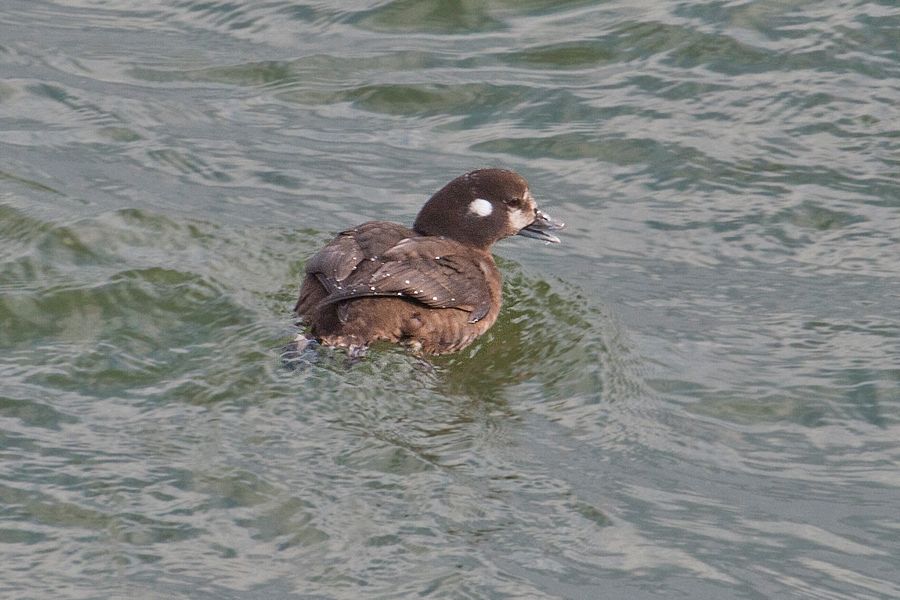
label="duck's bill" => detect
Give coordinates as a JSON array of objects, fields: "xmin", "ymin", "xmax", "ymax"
[{"xmin": 517, "ymin": 210, "xmax": 565, "ymax": 244}]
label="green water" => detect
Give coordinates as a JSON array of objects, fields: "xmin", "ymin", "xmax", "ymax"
[{"xmin": 2, "ymin": 1, "xmax": 899, "ymax": 598}]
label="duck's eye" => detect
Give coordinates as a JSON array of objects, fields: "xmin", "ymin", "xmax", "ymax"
[{"xmin": 504, "ymin": 197, "xmax": 521, "ymax": 206}]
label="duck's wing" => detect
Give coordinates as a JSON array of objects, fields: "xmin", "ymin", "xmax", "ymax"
[
  {"xmin": 295, "ymin": 222, "xmax": 412, "ymax": 320},
  {"xmin": 314, "ymin": 237, "xmax": 495, "ymax": 324}
]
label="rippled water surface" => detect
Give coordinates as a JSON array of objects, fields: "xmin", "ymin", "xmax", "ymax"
[{"xmin": 2, "ymin": 1, "xmax": 899, "ymax": 598}]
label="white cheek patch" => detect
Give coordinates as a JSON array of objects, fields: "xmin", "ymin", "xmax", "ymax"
[
  {"xmin": 509, "ymin": 208, "xmax": 532, "ymax": 231},
  {"xmin": 468, "ymin": 198, "xmax": 493, "ymax": 217}
]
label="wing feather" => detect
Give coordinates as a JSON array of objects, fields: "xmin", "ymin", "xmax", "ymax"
[{"xmin": 314, "ymin": 237, "xmax": 493, "ymax": 323}]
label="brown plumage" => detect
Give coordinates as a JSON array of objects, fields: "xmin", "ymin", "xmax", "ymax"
[{"xmin": 294, "ymin": 169, "xmax": 564, "ymax": 355}]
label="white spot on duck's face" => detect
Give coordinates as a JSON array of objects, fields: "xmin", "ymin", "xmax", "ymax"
[{"xmin": 468, "ymin": 198, "xmax": 493, "ymax": 217}]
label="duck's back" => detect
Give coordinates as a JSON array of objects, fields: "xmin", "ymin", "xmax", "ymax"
[{"xmin": 295, "ymin": 221, "xmax": 501, "ymax": 354}]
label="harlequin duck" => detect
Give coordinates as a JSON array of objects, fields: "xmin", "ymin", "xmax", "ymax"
[{"xmin": 293, "ymin": 168, "xmax": 564, "ymax": 356}]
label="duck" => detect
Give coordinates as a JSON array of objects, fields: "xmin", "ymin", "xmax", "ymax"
[{"xmin": 293, "ymin": 168, "xmax": 564, "ymax": 356}]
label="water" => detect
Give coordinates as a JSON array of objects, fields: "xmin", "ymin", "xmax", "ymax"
[{"xmin": 2, "ymin": 1, "xmax": 899, "ymax": 598}]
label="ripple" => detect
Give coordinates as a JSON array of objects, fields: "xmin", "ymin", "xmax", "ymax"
[
  {"xmin": 347, "ymin": 81, "xmax": 531, "ymax": 118},
  {"xmin": 507, "ymin": 25, "xmax": 619, "ymax": 60},
  {"xmin": 349, "ymin": 0, "xmax": 505, "ymax": 34},
  {"xmin": 129, "ymin": 60, "xmax": 298, "ymax": 87}
]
